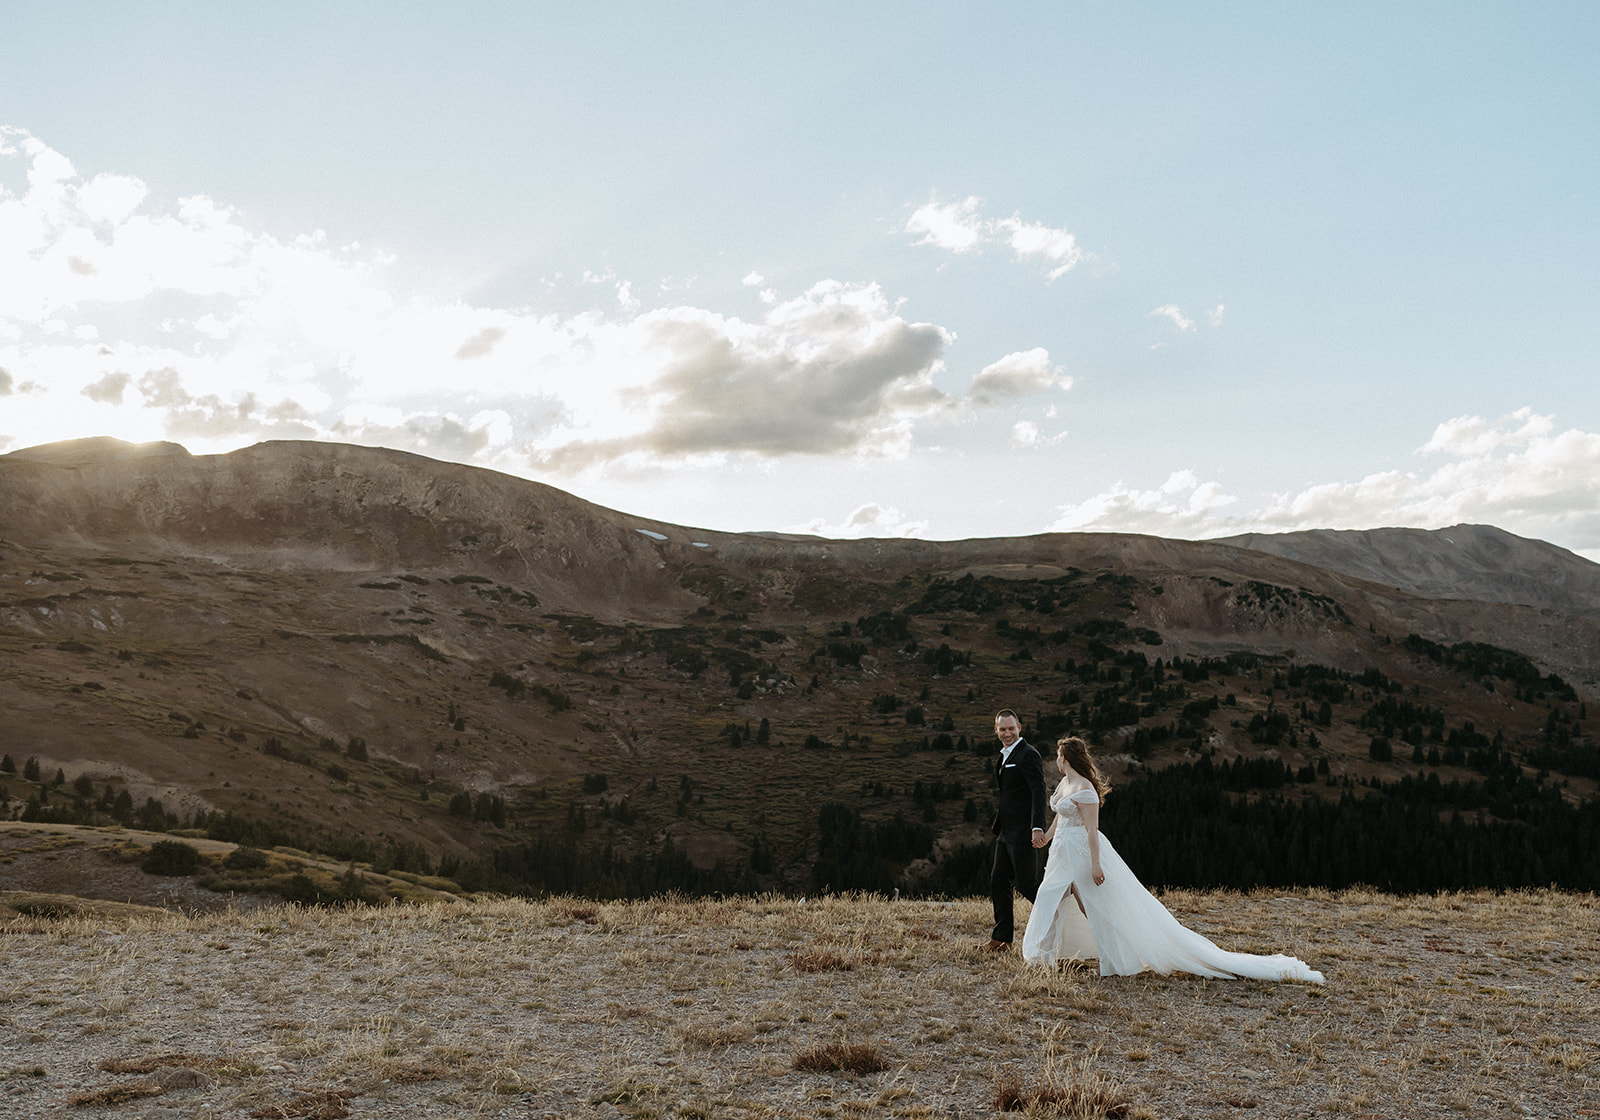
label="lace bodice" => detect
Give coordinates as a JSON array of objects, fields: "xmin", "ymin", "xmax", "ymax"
[{"xmin": 1050, "ymin": 783, "xmax": 1100, "ymax": 828}]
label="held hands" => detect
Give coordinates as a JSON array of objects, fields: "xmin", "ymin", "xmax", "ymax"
[{"xmin": 1031, "ymin": 829, "xmax": 1050, "ymax": 849}]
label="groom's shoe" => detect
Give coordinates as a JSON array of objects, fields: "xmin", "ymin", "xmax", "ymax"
[{"xmin": 981, "ymin": 939, "xmax": 1012, "ymax": 952}]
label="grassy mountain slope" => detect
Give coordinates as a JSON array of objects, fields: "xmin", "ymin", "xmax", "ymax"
[{"xmin": 2, "ymin": 439, "xmax": 1595, "ymax": 898}]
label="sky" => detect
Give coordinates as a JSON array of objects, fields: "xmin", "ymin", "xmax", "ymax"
[{"xmin": 3, "ymin": 3, "xmax": 1598, "ymax": 560}]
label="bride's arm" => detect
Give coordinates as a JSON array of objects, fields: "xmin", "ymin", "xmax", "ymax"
[
  {"xmin": 1077, "ymin": 801, "xmax": 1106, "ymax": 885},
  {"xmin": 1035, "ymin": 779, "xmax": 1069, "ymax": 847},
  {"xmin": 1034, "ymin": 817, "xmax": 1056, "ymax": 848}
]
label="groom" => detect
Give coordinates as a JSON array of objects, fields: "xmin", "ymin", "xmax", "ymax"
[{"xmin": 984, "ymin": 708, "xmax": 1048, "ymax": 950}]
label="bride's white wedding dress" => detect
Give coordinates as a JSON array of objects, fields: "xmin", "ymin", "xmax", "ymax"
[{"xmin": 1021, "ymin": 783, "xmax": 1325, "ymax": 983}]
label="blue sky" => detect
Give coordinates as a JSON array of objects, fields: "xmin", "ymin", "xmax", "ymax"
[{"xmin": 3, "ymin": 3, "xmax": 1598, "ymax": 558}]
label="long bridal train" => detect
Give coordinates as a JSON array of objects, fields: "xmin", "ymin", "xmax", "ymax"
[{"xmin": 1022, "ymin": 786, "xmax": 1325, "ymax": 984}]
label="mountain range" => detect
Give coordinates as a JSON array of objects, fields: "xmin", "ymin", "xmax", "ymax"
[{"xmin": 2, "ymin": 437, "xmax": 1595, "ymax": 898}]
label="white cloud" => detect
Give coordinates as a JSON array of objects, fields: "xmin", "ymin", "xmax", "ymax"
[
  {"xmin": 81, "ymin": 371, "xmax": 130, "ymax": 404},
  {"xmin": 1009, "ymin": 420, "xmax": 1039, "ymax": 448},
  {"xmin": 905, "ymin": 196, "xmax": 986, "ymax": 253},
  {"xmin": 1207, "ymin": 304, "xmax": 1226, "ymax": 326},
  {"xmin": 995, "ymin": 216, "xmax": 1083, "ymax": 280},
  {"xmin": 454, "ymin": 326, "xmax": 505, "ymax": 360},
  {"xmin": 742, "ymin": 271, "xmax": 764, "ymax": 287},
  {"xmin": 76, "ymin": 172, "xmax": 148, "ymax": 227},
  {"xmin": 530, "ymin": 280, "xmax": 956, "ymax": 470},
  {"xmin": 1148, "ymin": 305, "xmax": 1196, "ymax": 332},
  {"xmin": 967, "ymin": 347, "xmax": 1070, "ymax": 405},
  {"xmin": 1418, "ymin": 406, "xmax": 1552, "ymax": 457},
  {"xmin": 787, "ymin": 502, "xmax": 930, "ymax": 540},
  {"xmin": 0, "ymin": 129, "xmax": 976, "ymax": 475},
  {"xmin": 616, "ymin": 280, "xmax": 639, "ymax": 314},
  {"xmin": 1052, "ymin": 470, "xmax": 1238, "ymax": 536},
  {"xmin": 1051, "ymin": 410, "xmax": 1600, "ymax": 555},
  {"xmin": 905, "ymin": 195, "xmax": 1085, "ymax": 281}
]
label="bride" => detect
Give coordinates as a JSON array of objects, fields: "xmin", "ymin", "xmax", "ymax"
[{"xmin": 1021, "ymin": 736, "xmax": 1324, "ymax": 984}]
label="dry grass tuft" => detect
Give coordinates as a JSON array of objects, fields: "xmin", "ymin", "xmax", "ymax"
[
  {"xmin": 560, "ymin": 903, "xmax": 600, "ymax": 924},
  {"xmin": 68, "ymin": 1080, "xmax": 165, "ymax": 1107},
  {"xmin": 97, "ymin": 1052, "xmax": 201, "ymax": 1074},
  {"xmin": 676, "ymin": 1022, "xmax": 756, "ymax": 1049},
  {"xmin": 793, "ymin": 1043, "xmax": 890, "ymax": 1075},
  {"xmin": 787, "ymin": 946, "xmax": 854, "ymax": 972},
  {"xmin": 247, "ymin": 1088, "xmax": 356, "ymax": 1119},
  {"xmin": 380, "ymin": 1060, "xmax": 452, "ymax": 1083},
  {"xmin": 594, "ymin": 1077, "xmax": 665, "ymax": 1106},
  {"xmin": 992, "ymin": 1031, "xmax": 1155, "ymax": 1119},
  {"xmin": 993, "ymin": 1062, "xmax": 1134, "ymax": 1118}
]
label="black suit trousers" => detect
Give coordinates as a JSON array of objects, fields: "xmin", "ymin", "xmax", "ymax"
[{"xmin": 990, "ymin": 833, "xmax": 1040, "ymax": 943}]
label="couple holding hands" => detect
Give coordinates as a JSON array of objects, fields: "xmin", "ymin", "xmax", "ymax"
[{"xmin": 985, "ymin": 709, "xmax": 1324, "ymax": 984}]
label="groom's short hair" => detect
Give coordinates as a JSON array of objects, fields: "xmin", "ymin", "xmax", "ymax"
[{"xmin": 994, "ymin": 708, "xmax": 1018, "ymax": 723}]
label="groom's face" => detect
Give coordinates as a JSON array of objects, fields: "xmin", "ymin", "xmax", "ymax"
[{"xmin": 994, "ymin": 715, "xmax": 1020, "ymax": 750}]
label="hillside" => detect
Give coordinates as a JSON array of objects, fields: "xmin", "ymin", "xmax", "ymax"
[
  {"xmin": 1216, "ymin": 524, "xmax": 1600, "ymax": 615},
  {"xmin": 1, "ymin": 438, "xmax": 1596, "ymax": 901}
]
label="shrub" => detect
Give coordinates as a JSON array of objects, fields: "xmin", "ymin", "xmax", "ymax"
[
  {"xmin": 141, "ymin": 840, "xmax": 203, "ymax": 876},
  {"xmin": 489, "ymin": 669, "xmax": 525, "ymax": 698},
  {"xmin": 281, "ymin": 873, "xmax": 322, "ymax": 905},
  {"xmin": 223, "ymin": 846, "xmax": 269, "ymax": 871}
]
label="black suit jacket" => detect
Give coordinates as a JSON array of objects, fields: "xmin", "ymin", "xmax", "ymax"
[{"xmin": 990, "ymin": 739, "xmax": 1048, "ymax": 841}]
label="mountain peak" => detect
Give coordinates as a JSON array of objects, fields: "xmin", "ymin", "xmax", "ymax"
[{"xmin": 5, "ymin": 437, "xmax": 192, "ymax": 464}]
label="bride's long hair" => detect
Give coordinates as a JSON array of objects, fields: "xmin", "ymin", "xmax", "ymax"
[{"xmin": 1056, "ymin": 736, "xmax": 1111, "ymax": 801}]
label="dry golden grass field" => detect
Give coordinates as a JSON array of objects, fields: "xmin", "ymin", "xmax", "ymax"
[{"xmin": 2, "ymin": 887, "xmax": 1596, "ymax": 1120}]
